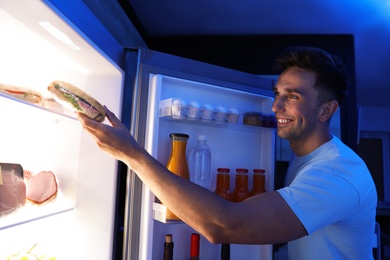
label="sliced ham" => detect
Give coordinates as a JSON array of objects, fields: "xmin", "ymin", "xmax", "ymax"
[
  {"xmin": 0, "ymin": 170, "xmax": 26, "ymax": 214},
  {"xmin": 25, "ymin": 171, "xmax": 57, "ymax": 204}
]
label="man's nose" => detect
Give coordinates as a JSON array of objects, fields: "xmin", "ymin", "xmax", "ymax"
[{"xmin": 272, "ymin": 97, "xmax": 285, "ymax": 113}]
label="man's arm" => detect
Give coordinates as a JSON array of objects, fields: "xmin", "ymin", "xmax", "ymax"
[{"xmin": 77, "ymin": 107, "xmax": 307, "ymax": 244}]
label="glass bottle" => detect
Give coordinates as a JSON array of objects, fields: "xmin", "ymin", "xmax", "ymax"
[
  {"xmin": 232, "ymin": 168, "xmax": 250, "ymax": 202},
  {"xmin": 164, "ymin": 234, "xmax": 174, "ymax": 260},
  {"xmin": 189, "ymin": 233, "xmax": 200, "ymax": 260},
  {"xmin": 165, "ymin": 133, "xmax": 190, "ymax": 220},
  {"xmin": 221, "ymin": 243, "xmax": 230, "ymax": 260},
  {"xmin": 250, "ymin": 169, "xmax": 266, "ymax": 196},
  {"xmin": 214, "ymin": 168, "xmax": 232, "ymax": 201},
  {"xmin": 188, "ymin": 135, "xmax": 211, "ymax": 189}
]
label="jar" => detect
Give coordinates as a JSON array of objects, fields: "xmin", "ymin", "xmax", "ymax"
[
  {"xmin": 214, "ymin": 168, "xmax": 233, "ymax": 201},
  {"xmin": 232, "ymin": 168, "xmax": 250, "ymax": 202},
  {"xmin": 250, "ymin": 169, "xmax": 266, "ymax": 196}
]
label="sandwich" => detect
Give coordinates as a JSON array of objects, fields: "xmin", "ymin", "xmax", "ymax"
[
  {"xmin": 0, "ymin": 83, "xmax": 43, "ymax": 104},
  {"xmin": 47, "ymin": 80, "xmax": 105, "ymax": 122}
]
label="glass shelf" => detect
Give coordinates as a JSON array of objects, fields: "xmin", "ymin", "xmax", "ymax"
[{"xmin": 0, "ymin": 195, "xmax": 74, "ymax": 230}]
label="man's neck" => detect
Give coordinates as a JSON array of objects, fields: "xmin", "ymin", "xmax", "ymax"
[{"xmin": 290, "ymin": 131, "xmax": 333, "ymax": 157}]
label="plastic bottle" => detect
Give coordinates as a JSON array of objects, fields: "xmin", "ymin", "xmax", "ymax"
[
  {"xmin": 188, "ymin": 135, "xmax": 211, "ymax": 189},
  {"xmin": 250, "ymin": 169, "xmax": 266, "ymax": 196},
  {"xmin": 232, "ymin": 168, "xmax": 250, "ymax": 202},
  {"xmin": 214, "ymin": 168, "xmax": 233, "ymax": 201},
  {"xmin": 165, "ymin": 133, "xmax": 190, "ymax": 220}
]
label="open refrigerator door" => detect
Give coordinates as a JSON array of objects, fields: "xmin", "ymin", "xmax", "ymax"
[
  {"xmin": 128, "ymin": 54, "xmax": 276, "ymax": 259},
  {"xmin": 0, "ymin": 0, "xmax": 124, "ymax": 259}
]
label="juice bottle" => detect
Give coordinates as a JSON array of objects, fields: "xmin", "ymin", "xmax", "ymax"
[
  {"xmin": 214, "ymin": 168, "xmax": 232, "ymax": 201},
  {"xmin": 165, "ymin": 133, "xmax": 190, "ymax": 220},
  {"xmin": 232, "ymin": 168, "xmax": 250, "ymax": 202},
  {"xmin": 250, "ymin": 169, "xmax": 266, "ymax": 196}
]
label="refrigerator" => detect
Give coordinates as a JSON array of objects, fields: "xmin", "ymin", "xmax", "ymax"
[
  {"xmin": 0, "ymin": 0, "xmax": 124, "ymax": 259},
  {"xmin": 124, "ymin": 50, "xmax": 276, "ymax": 260},
  {"xmin": 0, "ymin": 0, "xmax": 276, "ymax": 259}
]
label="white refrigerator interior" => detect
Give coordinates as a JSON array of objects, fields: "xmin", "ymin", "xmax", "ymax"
[
  {"xmin": 138, "ymin": 74, "xmax": 275, "ymax": 259},
  {"xmin": 0, "ymin": 0, "xmax": 123, "ymax": 259}
]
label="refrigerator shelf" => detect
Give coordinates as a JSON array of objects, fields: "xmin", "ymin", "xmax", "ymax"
[
  {"xmin": 152, "ymin": 202, "xmax": 184, "ymax": 224},
  {"xmin": 0, "ymin": 196, "xmax": 74, "ymax": 231},
  {"xmin": 0, "ymin": 93, "xmax": 77, "ymax": 123},
  {"xmin": 159, "ymin": 114, "xmax": 276, "ymax": 131}
]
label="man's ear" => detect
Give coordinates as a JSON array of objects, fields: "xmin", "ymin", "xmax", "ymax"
[{"xmin": 318, "ymin": 100, "xmax": 339, "ymax": 122}]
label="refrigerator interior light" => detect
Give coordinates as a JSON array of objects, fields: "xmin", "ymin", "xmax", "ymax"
[{"xmin": 39, "ymin": 21, "xmax": 81, "ymax": 51}]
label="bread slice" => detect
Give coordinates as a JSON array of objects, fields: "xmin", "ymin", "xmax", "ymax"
[{"xmin": 48, "ymin": 80, "xmax": 105, "ymax": 122}]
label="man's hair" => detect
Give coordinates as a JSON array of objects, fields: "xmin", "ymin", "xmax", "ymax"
[{"xmin": 272, "ymin": 46, "xmax": 349, "ymax": 106}]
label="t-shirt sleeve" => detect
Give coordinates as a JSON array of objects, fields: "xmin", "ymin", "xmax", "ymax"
[{"xmin": 277, "ymin": 165, "xmax": 360, "ymax": 235}]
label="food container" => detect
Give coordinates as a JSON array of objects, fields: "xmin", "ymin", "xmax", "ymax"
[
  {"xmin": 262, "ymin": 114, "xmax": 277, "ymax": 128},
  {"xmin": 243, "ymin": 112, "xmax": 263, "ymax": 126},
  {"xmin": 159, "ymin": 98, "xmax": 187, "ymax": 118},
  {"xmin": 0, "ymin": 163, "xmax": 26, "ymax": 215},
  {"xmin": 187, "ymin": 101, "xmax": 201, "ymax": 119},
  {"xmin": 226, "ymin": 108, "xmax": 239, "ymax": 124},
  {"xmin": 200, "ymin": 104, "xmax": 214, "ymax": 120},
  {"xmin": 214, "ymin": 106, "xmax": 227, "ymax": 122}
]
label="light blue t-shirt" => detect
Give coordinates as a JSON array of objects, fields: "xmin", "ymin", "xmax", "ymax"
[{"xmin": 277, "ymin": 135, "xmax": 377, "ymax": 260}]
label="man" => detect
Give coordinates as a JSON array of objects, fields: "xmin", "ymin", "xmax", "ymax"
[{"xmin": 77, "ymin": 46, "xmax": 377, "ymax": 259}]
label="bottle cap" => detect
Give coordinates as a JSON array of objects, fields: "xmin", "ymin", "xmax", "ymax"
[
  {"xmin": 165, "ymin": 234, "xmax": 173, "ymax": 243},
  {"xmin": 197, "ymin": 135, "xmax": 207, "ymax": 141},
  {"xmin": 217, "ymin": 168, "xmax": 230, "ymax": 173},
  {"xmin": 236, "ymin": 168, "xmax": 249, "ymax": 173},
  {"xmin": 253, "ymin": 169, "xmax": 265, "ymax": 174}
]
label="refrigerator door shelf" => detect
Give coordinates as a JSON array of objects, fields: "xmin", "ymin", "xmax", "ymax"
[
  {"xmin": 152, "ymin": 202, "xmax": 184, "ymax": 224},
  {"xmin": 0, "ymin": 95, "xmax": 76, "ymax": 231}
]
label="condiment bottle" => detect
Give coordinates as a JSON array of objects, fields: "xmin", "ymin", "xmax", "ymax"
[
  {"xmin": 221, "ymin": 243, "xmax": 230, "ymax": 260},
  {"xmin": 189, "ymin": 233, "xmax": 200, "ymax": 260},
  {"xmin": 232, "ymin": 168, "xmax": 250, "ymax": 202},
  {"xmin": 250, "ymin": 169, "xmax": 266, "ymax": 196},
  {"xmin": 165, "ymin": 133, "xmax": 190, "ymax": 220},
  {"xmin": 164, "ymin": 234, "xmax": 174, "ymax": 260},
  {"xmin": 214, "ymin": 168, "xmax": 233, "ymax": 201}
]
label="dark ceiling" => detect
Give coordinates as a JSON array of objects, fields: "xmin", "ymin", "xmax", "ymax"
[{"xmin": 84, "ymin": 0, "xmax": 390, "ymax": 107}]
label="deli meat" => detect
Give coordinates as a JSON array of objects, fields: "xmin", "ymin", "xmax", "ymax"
[
  {"xmin": 0, "ymin": 165, "xmax": 26, "ymax": 214},
  {"xmin": 25, "ymin": 171, "xmax": 58, "ymax": 204}
]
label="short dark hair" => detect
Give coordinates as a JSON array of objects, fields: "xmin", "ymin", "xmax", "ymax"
[{"xmin": 272, "ymin": 46, "xmax": 349, "ymax": 105}]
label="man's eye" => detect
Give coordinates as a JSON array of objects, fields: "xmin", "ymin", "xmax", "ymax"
[{"xmin": 289, "ymin": 94, "xmax": 298, "ymax": 99}]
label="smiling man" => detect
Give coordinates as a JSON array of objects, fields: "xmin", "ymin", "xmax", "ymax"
[
  {"xmin": 272, "ymin": 46, "xmax": 377, "ymax": 259},
  {"xmin": 77, "ymin": 46, "xmax": 377, "ymax": 259}
]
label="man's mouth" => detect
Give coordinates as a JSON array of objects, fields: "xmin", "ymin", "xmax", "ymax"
[{"xmin": 277, "ymin": 118, "xmax": 293, "ymax": 124}]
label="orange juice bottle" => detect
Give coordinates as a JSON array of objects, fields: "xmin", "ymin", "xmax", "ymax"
[
  {"xmin": 250, "ymin": 169, "xmax": 266, "ymax": 196},
  {"xmin": 232, "ymin": 168, "xmax": 250, "ymax": 202},
  {"xmin": 165, "ymin": 133, "xmax": 190, "ymax": 220},
  {"xmin": 214, "ymin": 168, "xmax": 233, "ymax": 201}
]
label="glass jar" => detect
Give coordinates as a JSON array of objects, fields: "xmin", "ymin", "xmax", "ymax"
[
  {"xmin": 232, "ymin": 168, "xmax": 250, "ymax": 202},
  {"xmin": 250, "ymin": 169, "xmax": 266, "ymax": 196},
  {"xmin": 214, "ymin": 168, "xmax": 232, "ymax": 201}
]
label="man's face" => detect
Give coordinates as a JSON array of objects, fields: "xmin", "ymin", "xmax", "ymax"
[{"xmin": 271, "ymin": 66, "xmax": 321, "ymax": 143}]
